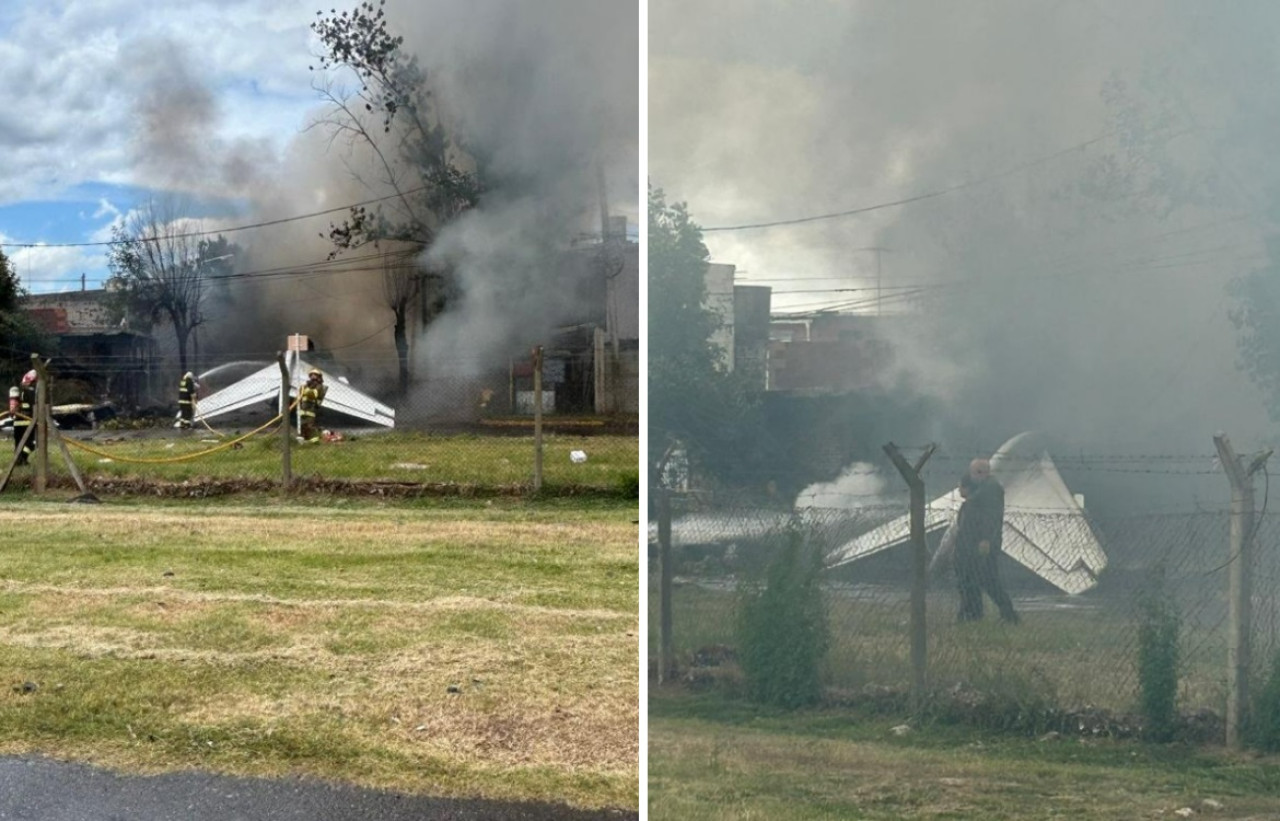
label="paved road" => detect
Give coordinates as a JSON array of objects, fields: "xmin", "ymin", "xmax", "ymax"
[{"xmin": 0, "ymin": 756, "xmax": 636, "ymax": 820}]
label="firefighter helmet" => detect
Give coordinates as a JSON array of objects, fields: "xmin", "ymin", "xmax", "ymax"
[
  {"xmin": 184, "ymin": 371, "xmax": 195, "ymax": 380},
  {"xmin": 7, "ymin": 387, "xmax": 17, "ymax": 399},
  {"xmin": 20, "ymin": 370, "xmax": 36, "ymax": 387},
  {"xmin": 308, "ymin": 368, "xmax": 322, "ymax": 379}
]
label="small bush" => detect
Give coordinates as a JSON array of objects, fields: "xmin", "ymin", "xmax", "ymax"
[
  {"xmin": 1136, "ymin": 567, "xmax": 1180, "ymax": 742},
  {"xmin": 615, "ymin": 470, "xmax": 639, "ymax": 499},
  {"xmin": 1249, "ymin": 651, "xmax": 1280, "ymax": 752},
  {"xmin": 736, "ymin": 523, "xmax": 830, "ymax": 709}
]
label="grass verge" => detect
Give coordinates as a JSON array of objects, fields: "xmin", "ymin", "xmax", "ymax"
[
  {"xmin": 649, "ymin": 688, "xmax": 1280, "ymax": 820},
  {"xmin": 0, "ymin": 499, "xmax": 639, "ymax": 810}
]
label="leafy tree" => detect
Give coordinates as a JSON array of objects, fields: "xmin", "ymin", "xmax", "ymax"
[
  {"xmin": 309, "ymin": 1, "xmax": 482, "ymax": 253},
  {"xmin": 0, "ymin": 248, "xmax": 48, "ymax": 368},
  {"xmin": 106, "ymin": 199, "xmax": 237, "ymax": 375},
  {"xmin": 649, "ymin": 185, "xmax": 764, "ymax": 486},
  {"xmin": 309, "ymin": 2, "xmax": 486, "ymax": 389}
]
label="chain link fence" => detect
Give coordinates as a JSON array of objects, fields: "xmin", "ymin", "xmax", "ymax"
[
  {"xmin": 0, "ymin": 356, "xmax": 638, "ymax": 498},
  {"xmin": 649, "ymin": 491, "xmax": 1280, "ymax": 729}
]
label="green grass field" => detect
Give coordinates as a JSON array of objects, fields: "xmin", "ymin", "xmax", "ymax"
[
  {"xmin": 34, "ymin": 430, "xmax": 639, "ymax": 494},
  {"xmin": 649, "ymin": 690, "xmax": 1280, "ymax": 820},
  {"xmin": 0, "ymin": 498, "xmax": 639, "ymax": 810},
  {"xmin": 652, "ymin": 580, "xmax": 1239, "ymax": 717}
]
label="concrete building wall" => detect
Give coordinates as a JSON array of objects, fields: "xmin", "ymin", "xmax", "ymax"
[{"xmin": 705, "ymin": 262, "xmax": 735, "ymax": 371}]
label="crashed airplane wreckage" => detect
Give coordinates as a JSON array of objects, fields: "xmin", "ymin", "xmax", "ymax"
[
  {"xmin": 828, "ymin": 432, "xmax": 1107, "ymax": 595},
  {"xmin": 195, "ymin": 336, "xmax": 395, "ymax": 431}
]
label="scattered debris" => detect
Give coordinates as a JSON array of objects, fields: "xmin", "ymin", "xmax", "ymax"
[
  {"xmin": 570, "ymin": 450, "xmax": 587, "ymax": 463},
  {"xmin": 13, "ymin": 681, "xmax": 37, "ymax": 694},
  {"xmin": 66, "ymin": 493, "xmax": 100, "ymax": 504},
  {"xmin": 890, "ymin": 724, "xmax": 912, "ymax": 736},
  {"xmin": 1174, "ymin": 808, "xmax": 1195, "ymax": 818},
  {"xmin": 162, "ymin": 570, "xmax": 175, "ymax": 577},
  {"xmin": 1201, "ymin": 799, "xmax": 1223, "ymax": 810},
  {"xmin": 447, "ymin": 684, "xmax": 461, "ymax": 694},
  {"xmin": 391, "ymin": 463, "xmax": 430, "ymax": 471},
  {"xmin": 1038, "ymin": 731, "xmax": 1061, "ymax": 742}
]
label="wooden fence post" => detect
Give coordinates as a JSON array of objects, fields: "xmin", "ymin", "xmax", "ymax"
[
  {"xmin": 278, "ymin": 353, "xmax": 292, "ymax": 491},
  {"xmin": 533, "ymin": 345, "xmax": 544, "ymax": 492}
]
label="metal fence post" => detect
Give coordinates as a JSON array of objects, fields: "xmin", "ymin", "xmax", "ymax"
[
  {"xmin": 1213, "ymin": 433, "xmax": 1271, "ymax": 748},
  {"xmin": 884, "ymin": 441, "xmax": 936, "ymax": 714}
]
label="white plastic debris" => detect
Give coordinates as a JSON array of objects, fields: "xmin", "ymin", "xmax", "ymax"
[
  {"xmin": 570, "ymin": 450, "xmax": 587, "ymax": 463},
  {"xmin": 890, "ymin": 724, "xmax": 912, "ymax": 736},
  {"xmin": 1175, "ymin": 808, "xmax": 1195, "ymax": 818},
  {"xmin": 1201, "ymin": 799, "xmax": 1223, "ymax": 810}
]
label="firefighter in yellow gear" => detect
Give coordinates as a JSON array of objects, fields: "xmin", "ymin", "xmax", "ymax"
[
  {"xmin": 297, "ymin": 368, "xmax": 327, "ymax": 442},
  {"xmin": 10, "ymin": 370, "xmax": 35, "ymax": 465},
  {"xmin": 177, "ymin": 371, "xmax": 198, "ymax": 429}
]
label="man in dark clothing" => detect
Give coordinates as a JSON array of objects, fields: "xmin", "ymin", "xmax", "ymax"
[{"xmin": 954, "ymin": 458, "xmax": 1019, "ymax": 624}]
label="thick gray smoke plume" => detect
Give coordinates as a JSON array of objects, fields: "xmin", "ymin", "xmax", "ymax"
[
  {"xmin": 401, "ymin": 0, "xmax": 639, "ymax": 378},
  {"xmin": 651, "ymin": 0, "xmax": 1280, "ymax": 475},
  {"xmin": 116, "ymin": 2, "xmax": 636, "ymax": 398}
]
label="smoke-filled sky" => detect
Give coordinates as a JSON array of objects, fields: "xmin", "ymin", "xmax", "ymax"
[
  {"xmin": 0, "ymin": 0, "xmax": 638, "ymax": 386},
  {"xmin": 651, "ymin": 0, "xmax": 1280, "ymax": 471}
]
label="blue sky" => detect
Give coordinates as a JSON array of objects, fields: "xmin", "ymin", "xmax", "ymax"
[{"xmin": 0, "ymin": 0, "xmax": 358, "ymax": 293}]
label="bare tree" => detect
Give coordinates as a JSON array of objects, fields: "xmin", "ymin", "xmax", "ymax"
[
  {"xmin": 106, "ymin": 199, "xmax": 235, "ymax": 375},
  {"xmin": 380, "ymin": 246, "xmax": 421, "ymax": 397}
]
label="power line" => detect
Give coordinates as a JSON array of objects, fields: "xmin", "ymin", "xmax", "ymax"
[
  {"xmin": 701, "ymin": 131, "xmax": 1115, "ymax": 233},
  {"xmin": 0, "ymin": 186, "xmax": 433, "ymax": 249}
]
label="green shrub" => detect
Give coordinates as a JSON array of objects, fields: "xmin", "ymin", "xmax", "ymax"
[
  {"xmin": 1136, "ymin": 567, "xmax": 1180, "ymax": 742},
  {"xmin": 736, "ymin": 523, "xmax": 830, "ymax": 709},
  {"xmin": 1249, "ymin": 651, "xmax": 1280, "ymax": 751},
  {"xmin": 615, "ymin": 470, "xmax": 639, "ymax": 499}
]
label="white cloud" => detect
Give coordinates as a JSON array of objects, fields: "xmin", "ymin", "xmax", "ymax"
[{"xmin": 0, "ymin": 0, "xmax": 357, "ymax": 204}]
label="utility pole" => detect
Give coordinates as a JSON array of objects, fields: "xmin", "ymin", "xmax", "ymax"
[
  {"xmin": 884, "ymin": 441, "xmax": 936, "ymax": 714},
  {"xmin": 1213, "ymin": 433, "xmax": 1271, "ymax": 749},
  {"xmin": 852, "ymin": 247, "xmax": 890, "ymax": 316}
]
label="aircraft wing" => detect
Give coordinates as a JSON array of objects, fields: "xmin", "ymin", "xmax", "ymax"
[
  {"xmin": 825, "ymin": 433, "xmax": 1108, "ymax": 594},
  {"xmin": 826, "ymin": 488, "xmax": 961, "ymax": 567},
  {"xmin": 195, "ymin": 357, "xmax": 396, "ymax": 428},
  {"xmin": 194, "ymin": 364, "xmax": 283, "ymax": 420},
  {"xmin": 997, "ymin": 449, "xmax": 1107, "ymax": 594},
  {"xmin": 309, "ymin": 369, "xmax": 396, "ymax": 428}
]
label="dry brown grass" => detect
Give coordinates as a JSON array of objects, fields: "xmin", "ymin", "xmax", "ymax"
[{"xmin": 0, "ymin": 500, "xmax": 638, "ymax": 809}]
